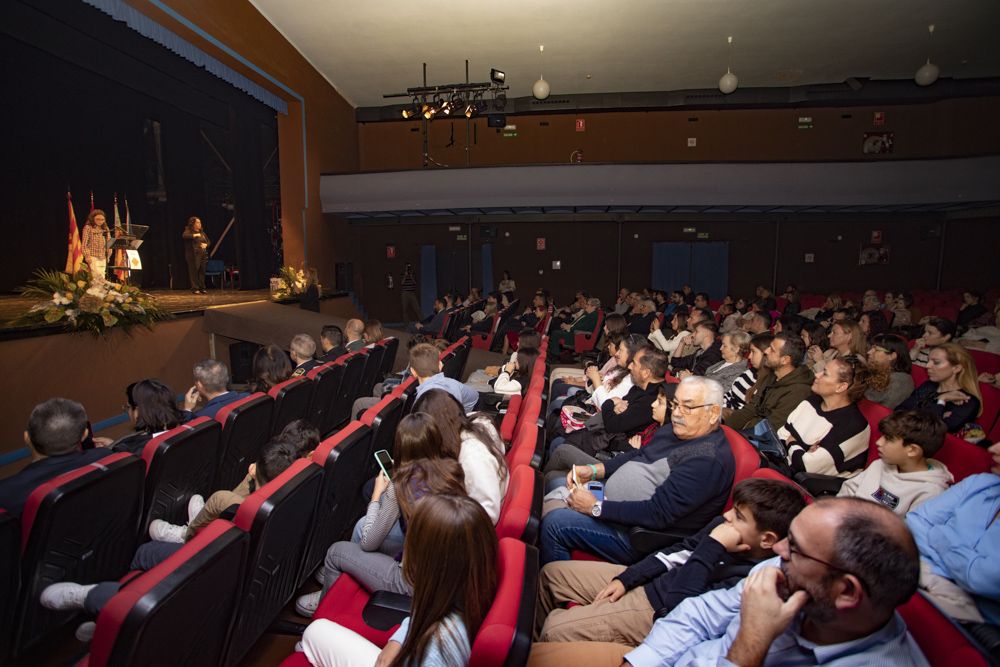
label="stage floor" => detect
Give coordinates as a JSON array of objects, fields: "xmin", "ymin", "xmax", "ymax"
[{"xmin": 0, "ymin": 288, "xmax": 272, "ymax": 330}]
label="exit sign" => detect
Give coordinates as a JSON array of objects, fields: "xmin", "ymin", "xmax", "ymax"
[{"xmin": 575, "ymin": 118, "xmax": 586, "ymax": 132}]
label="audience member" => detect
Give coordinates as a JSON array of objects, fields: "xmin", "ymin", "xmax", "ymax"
[
  {"xmin": 539, "ymin": 376, "xmax": 734, "ymax": 565},
  {"xmin": 864, "ymin": 333, "xmax": 915, "ymax": 409},
  {"xmin": 746, "ymin": 310, "xmax": 771, "ymax": 335},
  {"xmin": 779, "ymin": 358, "xmax": 872, "ymax": 478},
  {"xmin": 906, "ymin": 441, "xmax": 999, "ymax": 624},
  {"xmin": 289, "ymin": 334, "xmax": 320, "ymax": 377},
  {"xmin": 898, "ymin": 342, "xmax": 982, "ymax": 433},
  {"xmin": 362, "ymin": 319, "xmax": 383, "ymax": 344},
  {"xmin": 248, "ymin": 344, "xmax": 292, "ymax": 394},
  {"xmin": 838, "ymin": 411, "xmax": 951, "ymax": 515},
  {"xmin": 345, "ymin": 318, "xmax": 367, "ymax": 350},
  {"xmin": 909, "ymin": 317, "xmax": 955, "ymax": 367},
  {"xmin": 628, "ymin": 299, "xmax": 657, "ymax": 336},
  {"xmin": 110, "ymin": 380, "xmax": 184, "ymax": 454},
  {"xmin": 726, "ymin": 333, "xmax": 814, "ymax": 431},
  {"xmin": 701, "ymin": 330, "xmax": 750, "ymax": 394},
  {"xmin": 958, "ymin": 301, "xmax": 1000, "ymax": 354},
  {"xmin": 546, "ymin": 498, "xmax": 925, "ymax": 667},
  {"xmin": 498, "ymin": 269, "xmax": 516, "ymax": 295},
  {"xmin": 957, "ymin": 289, "xmax": 988, "ymax": 333},
  {"xmin": 648, "ymin": 310, "xmax": 690, "ymax": 359},
  {"xmin": 551, "ymin": 297, "xmax": 601, "ymax": 354},
  {"xmin": 534, "ymin": 478, "xmax": 805, "ymax": 646},
  {"xmin": 412, "ymin": 390, "xmax": 509, "ymax": 524},
  {"xmin": 773, "ymin": 314, "xmax": 804, "ymax": 338},
  {"xmin": 299, "ymin": 494, "xmax": 498, "ymax": 667},
  {"xmin": 782, "ymin": 285, "xmax": 801, "ymax": 316},
  {"xmin": 802, "ymin": 320, "xmax": 833, "ymax": 375},
  {"xmin": 756, "ymin": 285, "xmax": 777, "ymax": 311},
  {"xmin": 183, "ymin": 359, "xmax": 249, "ymax": 418},
  {"xmin": 318, "ymin": 324, "xmax": 347, "ymax": 361},
  {"xmin": 410, "ymin": 343, "xmax": 479, "ymax": 412},
  {"xmin": 826, "ymin": 319, "xmax": 868, "ymax": 365},
  {"xmin": 490, "ymin": 346, "xmax": 540, "ymax": 396},
  {"xmin": 0, "ymin": 398, "xmax": 113, "ymax": 516},
  {"xmin": 859, "ymin": 310, "xmax": 889, "ymax": 339},
  {"xmin": 724, "ymin": 332, "xmax": 772, "ymax": 411},
  {"xmin": 717, "ymin": 302, "xmax": 741, "ymax": 334},
  {"xmin": 671, "ymin": 321, "xmax": 723, "ymax": 376},
  {"xmin": 295, "ymin": 413, "xmax": 468, "ymax": 616}
]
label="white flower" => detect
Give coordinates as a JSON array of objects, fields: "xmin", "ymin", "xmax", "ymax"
[
  {"xmin": 86, "ymin": 285, "xmax": 108, "ymax": 299},
  {"xmin": 52, "ymin": 292, "xmax": 72, "ymax": 306},
  {"xmin": 65, "ymin": 309, "xmax": 79, "ymax": 322}
]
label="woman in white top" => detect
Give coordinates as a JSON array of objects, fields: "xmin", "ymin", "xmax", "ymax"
[
  {"xmin": 648, "ymin": 311, "xmax": 691, "ymax": 360},
  {"xmin": 491, "ymin": 347, "xmax": 540, "ymax": 396},
  {"xmin": 412, "ymin": 389, "xmax": 509, "ymax": 524},
  {"xmin": 498, "ymin": 270, "xmax": 516, "ymax": 295}
]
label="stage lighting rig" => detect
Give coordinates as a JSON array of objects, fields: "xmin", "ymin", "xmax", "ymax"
[{"xmin": 384, "ymin": 61, "xmax": 508, "ymax": 121}]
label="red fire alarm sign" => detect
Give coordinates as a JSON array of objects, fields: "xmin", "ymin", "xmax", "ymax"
[
  {"xmin": 536, "ymin": 237, "xmax": 546, "ymax": 251},
  {"xmin": 575, "ymin": 119, "xmax": 586, "ymax": 132},
  {"xmin": 386, "ymin": 245, "xmax": 396, "ymax": 259}
]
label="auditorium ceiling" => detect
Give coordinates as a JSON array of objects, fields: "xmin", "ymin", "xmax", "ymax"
[{"xmin": 250, "ymin": 0, "xmax": 1000, "ymax": 108}]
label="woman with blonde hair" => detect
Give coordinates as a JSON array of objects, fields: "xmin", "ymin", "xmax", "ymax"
[
  {"xmin": 363, "ymin": 319, "xmax": 384, "ymax": 344},
  {"xmin": 898, "ymin": 342, "xmax": 982, "ymax": 433}
]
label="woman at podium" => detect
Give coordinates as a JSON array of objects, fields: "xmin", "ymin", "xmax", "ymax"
[
  {"xmin": 82, "ymin": 209, "xmax": 111, "ymax": 282},
  {"xmin": 182, "ymin": 216, "xmax": 210, "ymax": 294}
]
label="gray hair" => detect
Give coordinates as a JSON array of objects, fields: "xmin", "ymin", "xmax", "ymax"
[
  {"xmin": 587, "ymin": 297, "xmax": 601, "ymax": 308},
  {"xmin": 641, "ymin": 299, "xmax": 656, "ymax": 311},
  {"xmin": 677, "ymin": 375, "xmax": 724, "ymax": 407},
  {"xmin": 193, "ymin": 359, "xmax": 230, "ymax": 393},
  {"xmin": 723, "ymin": 330, "xmax": 752, "ymax": 356},
  {"xmin": 290, "ymin": 333, "xmax": 317, "ymax": 359}
]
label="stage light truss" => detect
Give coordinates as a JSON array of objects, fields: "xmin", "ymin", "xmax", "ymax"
[{"xmin": 384, "ymin": 65, "xmax": 507, "ymax": 120}]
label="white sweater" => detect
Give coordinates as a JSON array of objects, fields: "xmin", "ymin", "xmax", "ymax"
[
  {"xmin": 837, "ymin": 459, "xmax": 953, "ymax": 515},
  {"xmin": 459, "ymin": 419, "xmax": 509, "ymax": 524}
]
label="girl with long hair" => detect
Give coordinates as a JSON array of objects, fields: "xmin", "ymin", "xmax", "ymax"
[
  {"xmin": 110, "ymin": 379, "xmax": 184, "ymax": 454},
  {"xmin": 300, "ymin": 494, "xmax": 498, "ymax": 667},
  {"xmin": 249, "ymin": 343, "xmax": 292, "ymax": 393},
  {"xmin": 411, "ymin": 389, "xmax": 509, "ymax": 524},
  {"xmin": 296, "ymin": 412, "xmax": 467, "ymax": 617}
]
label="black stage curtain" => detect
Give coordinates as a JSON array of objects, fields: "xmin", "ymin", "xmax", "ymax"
[{"xmin": 0, "ymin": 0, "xmax": 281, "ymax": 292}]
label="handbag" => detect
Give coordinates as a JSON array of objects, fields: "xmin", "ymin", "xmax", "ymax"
[{"xmin": 741, "ymin": 419, "xmax": 788, "ymax": 463}]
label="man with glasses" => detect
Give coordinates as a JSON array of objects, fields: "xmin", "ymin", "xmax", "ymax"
[
  {"xmin": 539, "ymin": 376, "xmax": 735, "ymax": 565},
  {"xmin": 618, "ymin": 497, "xmax": 926, "ymax": 667}
]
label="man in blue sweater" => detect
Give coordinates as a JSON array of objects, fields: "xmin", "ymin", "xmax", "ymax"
[{"xmin": 539, "ymin": 376, "xmax": 735, "ymax": 565}]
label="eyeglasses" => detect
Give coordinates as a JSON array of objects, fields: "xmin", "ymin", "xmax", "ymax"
[
  {"xmin": 668, "ymin": 400, "xmax": 714, "ymax": 414},
  {"xmin": 785, "ymin": 533, "xmax": 870, "ymax": 593}
]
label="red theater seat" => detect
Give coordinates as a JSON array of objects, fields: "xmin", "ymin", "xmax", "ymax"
[
  {"xmin": 857, "ymin": 399, "xmax": 892, "ymax": 465},
  {"xmin": 978, "ymin": 382, "xmax": 1000, "ymax": 434},
  {"xmin": 750, "ymin": 468, "xmax": 814, "ymax": 504},
  {"xmin": 268, "ymin": 376, "xmax": 314, "ymax": 436},
  {"xmin": 574, "ymin": 309, "xmax": 605, "ymax": 353},
  {"xmin": 139, "ymin": 416, "xmax": 221, "ymax": 536},
  {"xmin": 14, "ymin": 453, "xmax": 144, "ymax": 658},
  {"xmin": 969, "ymin": 349, "xmax": 1000, "ymax": 376},
  {"xmin": 500, "ymin": 394, "xmax": 523, "ymax": 444},
  {"xmin": 299, "ymin": 422, "xmax": 375, "ymax": 588},
  {"xmin": 307, "ymin": 362, "xmax": 344, "ymax": 437},
  {"xmin": 721, "ymin": 425, "xmax": 761, "ymax": 510},
  {"xmin": 225, "ymin": 459, "xmax": 323, "ymax": 666},
  {"xmin": 80, "ymin": 520, "xmax": 249, "ymax": 667},
  {"xmin": 496, "ymin": 465, "xmax": 542, "ymax": 543},
  {"xmin": 214, "ymin": 392, "xmax": 274, "ymax": 491},
  {"xmin": 936, "ymin": 434, "xmax": 993, "ymax": 484},
  {"xmin": 897, "ymin": 592, "xmax": 990, "ymax": 667}
]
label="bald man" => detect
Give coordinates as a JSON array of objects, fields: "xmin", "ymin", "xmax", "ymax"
[
  {"xmin": 344, "ymin": 319, "xmax": 366, "ymax": 352},
  {"xmin": 529, "ymin": 497, "xmax": 928, "ymax": 667}
]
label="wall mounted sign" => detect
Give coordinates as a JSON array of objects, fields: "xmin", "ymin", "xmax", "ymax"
[
  {"xmin": 575, "ymin": 118, "xmax": 586, "ymax": 132},
  {"xmin": 386, "ymin": 245, "xmax": 396, "ymax": 259},
  {"xmin": 536, "ymin": 237, "xmax": 546, "ymax": 251}
]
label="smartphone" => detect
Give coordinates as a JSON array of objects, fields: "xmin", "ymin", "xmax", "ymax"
[
  {"xmin": 587, "ymin": 481, "xmax": 605, "ymax": 502},
  {"xmin": 374, "ymin": 449, "xmax": 393, "ymax": 479},
  {"xmin": 572, "ymin": 467, "xmax": 581, "ymax": 488}
]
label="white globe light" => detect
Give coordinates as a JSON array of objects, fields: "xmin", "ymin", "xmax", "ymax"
[
  {"xmin": 532, "ymin": 77, "xmax": 551, "ymax": 100},
  {"xmin": 915, "ymin": 60, "xmax": 940, "ymax": 86},
  {"xmin": 718, "ymin": 70, "xmax": 739, "ymax": 94}
]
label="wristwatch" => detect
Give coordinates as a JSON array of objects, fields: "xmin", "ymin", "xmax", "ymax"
[{"xmin": 590, "ymin": 502, "xmax": 602, "ymax": 518}]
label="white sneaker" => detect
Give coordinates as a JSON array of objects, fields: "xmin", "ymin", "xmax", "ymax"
[
  {"xmin": 75, "ymin": 621, "xmax": 96, "ymax": 643},
  {"xmin": 295, "ymin": 591, "xmax": 323, "ymax": 618},
  {"xmin": 187, "ymin": 494, "xmax": 205, "ymax": 524},
  {"xmin": 40, "ymin": 582, "xmax": 97, "ymax": 611},
  {"xmin": 314, "ymin": 568, "xmax": 326, "ymax": 586},
  {"xmin": 149, "ymin": 519, "xmax": 187, "ymax": 543}
]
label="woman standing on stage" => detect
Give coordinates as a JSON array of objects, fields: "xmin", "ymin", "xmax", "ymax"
[
  {"xmin": 182, "ymin": 216, "xmax": 210, "ymax": 294},
  {"xmin": 82, "ymin": 209, "xmax": 111, "ymax": 282}
]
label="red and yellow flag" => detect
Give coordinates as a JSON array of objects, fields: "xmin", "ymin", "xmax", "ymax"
[
  {"xmin": 65, "ymin": 191, "xmax": 83, "ymax": 273},
  {"xmin": 112, "ymin": 194, "xmax": 128, "ymax": 282}
]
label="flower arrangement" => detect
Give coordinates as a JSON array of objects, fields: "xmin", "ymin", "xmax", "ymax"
[
  {"xmin": 12, "ymin": 268, "xmax": 171, "ymax": 335},
  {"xmin": 271, "ymin": 265, "xmax": 307, "ymax": 300}
]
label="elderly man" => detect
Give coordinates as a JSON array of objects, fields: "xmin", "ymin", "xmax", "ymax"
[
  {"xmin": 529, "ymin": 497, "xmax": 927, "ymax": 667},
  {"xmin": 289, "ymin": 333, "xmax": 320, "ymax": 377},
  {"xmin": 628, "ymin": 299, "xmax": 657, "ymax": 336},
  {"xmin": 344, "ymin": 318, "xmax": 367, "ymax": 351},
  {"xmin": 182, "ymin": 359, "xmax": 248, "ymax": 419},
  {"xmin": 551, "ymin": 297, "xmax": 601, "ymax": 354},
  {"xmin": 539, "ymin": 376, "xmax": 735, "ymax": 565}
]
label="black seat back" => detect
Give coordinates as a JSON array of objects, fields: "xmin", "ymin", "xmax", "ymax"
[
  {"xmin": 14, "ymin": 453, "xmax": 144, "ymax": 657},
  {"xmin": 0, "ymin": 510, "xmax": 19, "ymax": 664},
  {"xmin": 214, "ymin": 393, "xmax": 274, "ymax": 491},
  {"xmin": 328, "ymin": 352, "xmax": 366, "ymax": 430},
  {"xmin": 357, "ymin": 345, "xmax": 385, "ymax": 399},
  {"xmin": 307, "ymin": 362, "xmax": 345, "ymax": 437},
  {"xmin": 359, "ymin": 396, "xmax": 405, "ymax": 481},
  {"xmin": 140, "ymin": 417, "xmax": 221, "ymax": 536},
  {"xmin": 377, "ymin": 337, "xmax": 399, "ymax": 380},
  {"xmin": 268, "ymin": 376, "xmax": 314, "ymax": 436}
]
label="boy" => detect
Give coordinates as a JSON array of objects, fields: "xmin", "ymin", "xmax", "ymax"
[
  {"xmin": 837, "ymin": 410, "xmax": 952, "ymax": 515},
  {"xmin": 534, "ymin": 478, "xmax": 806, "ymax": 647}
]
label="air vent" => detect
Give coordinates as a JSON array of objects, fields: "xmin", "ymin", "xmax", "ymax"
[{"xmin": 530, "ymin": 98, "xmax": 573, "ymax": 105}]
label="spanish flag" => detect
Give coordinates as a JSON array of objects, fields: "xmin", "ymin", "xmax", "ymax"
[
  {"xmin": 65, "ymin": 191, "xmax": 83, "ymax": 273},
  {"xmin": 113, "ymin": 194, "xmax": 128, "ymax": 282}
]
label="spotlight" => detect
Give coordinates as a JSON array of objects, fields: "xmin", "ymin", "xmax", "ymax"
[
  {"xmin": 401, "ymin": 99, "xmax": 419, "ymax": 119},
  {"xmin": 493, "ymin": 91, "xmax": 507, "ymax": 111},
  {"xmin": 423, "ymin": 104, "xmax": 436, "ymax": 120},
  {"xmin": 464, "ymin": 102, "xmax": 475, "ymax": 118},
  {"xmin": 490, "ymin": 68, "xmax": 506, "ymax": 84}
]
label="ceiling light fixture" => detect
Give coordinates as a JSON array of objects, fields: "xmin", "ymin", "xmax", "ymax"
[
  {"xmin": 532, "ymin": 45, "xmax": 551, "ymax": 100},
  {"xmin": 385, "ymin": 62, "xmax": 508, "ymax": 121},
  {"xmin": 914, "ymin": 24, "xmax": 940, "ymax": 86},
  {"xmin": 718, "ymin": 36, "xmax": 738, "ymax": 94}
]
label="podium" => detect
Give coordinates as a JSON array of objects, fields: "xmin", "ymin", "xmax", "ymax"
[{"xmin": 107, "ymin": 224, "xmax": 149, "ymax": 285}]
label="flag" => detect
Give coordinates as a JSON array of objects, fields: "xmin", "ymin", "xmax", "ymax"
[
  {"xmin": 124, "ymin": 197, "xmax": 132, "ymax": 235},
  {"xmin": 89, "ymin": 190, "xmax": 95, "ymax": 212},
  {"xmin": 65, "ymin": 191, "xmax": 84, "ymax": 273},
  {"xmin": 112, "ymin": 194, "xmax": 128, "ymax": 282}
]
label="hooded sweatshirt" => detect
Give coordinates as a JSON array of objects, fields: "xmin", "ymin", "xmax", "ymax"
[{"xmin": 837, "ymin": 459, "xmax": 954, "ymax": 515}]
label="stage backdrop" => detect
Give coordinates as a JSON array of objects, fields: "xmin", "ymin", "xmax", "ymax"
[{"xmin": 0, "ymin": 0, "xmax": 282, "ymax": 293}]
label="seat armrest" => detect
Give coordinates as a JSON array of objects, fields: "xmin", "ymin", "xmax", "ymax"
[
  {"xmin": 362, "ymin": 590, "xmax": 412, "ymax": 630},
  {"xmin": 793, "ymin": 472, "xmax": 846, "ymax": 497},
  {"xmin": 628, "ymin": 526, "xmax": 687, "ymax": 554}
]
